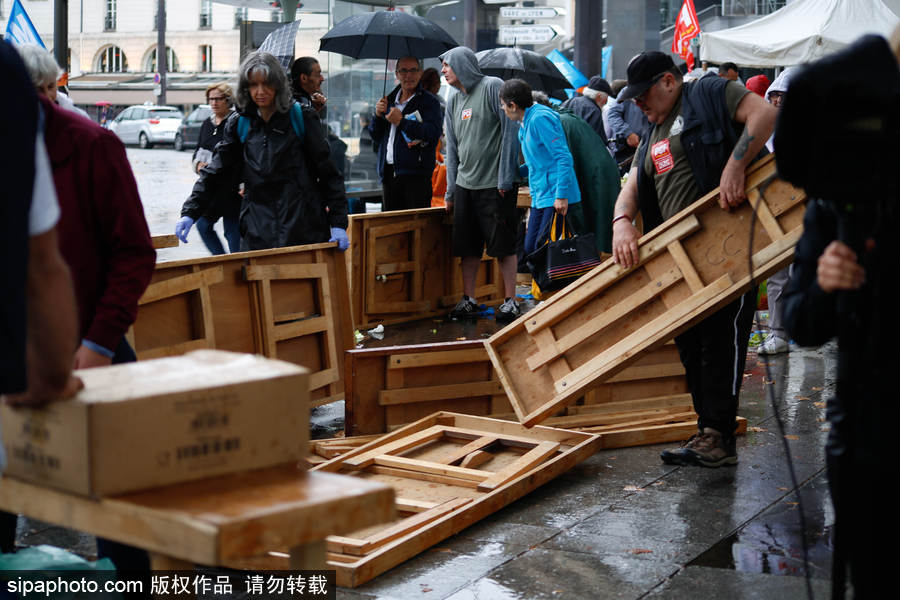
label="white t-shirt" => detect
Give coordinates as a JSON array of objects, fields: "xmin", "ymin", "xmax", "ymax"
[
  {"xmin": 386, "ymin": 92, "xmax": 415, "ymax": 166},
  {"xmin": 29, "ymin": 133, "xmax": 60, "ymax": 235}
]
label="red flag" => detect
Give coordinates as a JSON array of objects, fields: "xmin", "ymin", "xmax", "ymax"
[{"xmin": 672, "ymin": 0, "xmax": 700, "ymax": 71}]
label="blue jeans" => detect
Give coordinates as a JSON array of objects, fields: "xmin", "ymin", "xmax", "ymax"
[{"xmin": 196, "ymin": 215, "xmax": 240, "ymax": 255}]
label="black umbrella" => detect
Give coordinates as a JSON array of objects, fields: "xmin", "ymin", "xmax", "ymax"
[
  {"xmin": 258, "ymin": 20, "xmax": 302, "ymax": 71},
  {"xmin": 475, "ymin": 48, "xmax": 572, "ymax": 93},
  {"xmin": 320, "ymin": 10, "xmax": 457, "ymax": 95}
]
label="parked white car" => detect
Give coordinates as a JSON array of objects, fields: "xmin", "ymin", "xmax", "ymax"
[{"xmin": 107, "ymin": 105, "xmax": 184, "ymax": 148}]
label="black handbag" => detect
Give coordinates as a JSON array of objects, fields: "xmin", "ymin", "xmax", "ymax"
[{"xmin": 526, "ymin": 213, "xmax": 602, "ymax": 293}]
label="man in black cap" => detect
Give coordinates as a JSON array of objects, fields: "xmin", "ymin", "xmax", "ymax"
[
  {"xmin": 561, "ymin": 75, "xmax": 611, "ymax": 145},
  {"xmin": 611, "ymin": 51, "xmax": 777, "ymax": 468}
]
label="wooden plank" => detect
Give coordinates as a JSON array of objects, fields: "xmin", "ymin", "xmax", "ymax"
[
  {"xmin": 378, "ymin": 380, "xmax": 505, "ymax": 406},
  {"xmin": 576, "ymin": 411, "xmax": 699, "ymax": 433},
  {"xmin": 667, "ymin": 239, "xmax": 705, "ymax": 293},
  {"xmin": 136, "ymin": 339, "xmax": 210, "ymax": 361},
  {"xmin": 598, "ymin": 416, "xmax": 748, "ymax": 449},
  {"xmin": 243, "ymin": 263, "xmax": 328, "ymax": 281},
  {"xmin": 388, "ymin": 349, "xmax": 487, "ymax": 369},
  {"xmin": 151, "ymin": 234, "xmax": 179, "ymax": 249},
  {"xmin": 138, "ymin": 266, "xmax": 224, "ymax": 305},
  {"xmin": 477, "ymin": 441, "xmax": 560, "ymax": 492},
  {"xmin": 371, "ymin": 456, "xmax": 490, "ymax": 483},
  {"xmin": 438, "ymin": 436, "xmax": 498, "ymax": 466},
  {"xmin": 460, "ymin": 450, "xmax": 494, "ymax": 469},
  {"xmin": 333, "ymin": 498, "xmax": 471, "ymax": 556},
  {"xmin": 343, "ymin": 426, "xmax": 447, "ymax": 469}
]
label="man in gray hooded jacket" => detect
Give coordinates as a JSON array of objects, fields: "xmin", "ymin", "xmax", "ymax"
[{"xmin": 440, "ymin": 47, "xmax": 521, "ymax": 321}]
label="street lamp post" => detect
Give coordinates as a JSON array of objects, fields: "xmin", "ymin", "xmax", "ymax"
[{"xmin": 156, "ymin": 0, "xmax": 167, "ymax": 105}]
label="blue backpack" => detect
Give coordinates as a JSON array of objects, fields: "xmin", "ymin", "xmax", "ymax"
[{"xmin": 237, "ymin": 101, "xmax": 305, "ymax": 143}]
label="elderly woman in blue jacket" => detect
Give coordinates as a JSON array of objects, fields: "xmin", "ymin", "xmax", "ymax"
[{"xmin": 498, "ymin": 79, "xmax": 584, "ymax": 255}]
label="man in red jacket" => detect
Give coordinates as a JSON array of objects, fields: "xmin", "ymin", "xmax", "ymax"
[{"xmin": 38, "ymin": 94, "xmax": 156, "ymax": 366}]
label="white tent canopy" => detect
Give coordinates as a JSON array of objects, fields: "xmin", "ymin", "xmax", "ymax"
[{"xmin": 699, "ymin": 0, "xmax": 900, "ymax": 67}]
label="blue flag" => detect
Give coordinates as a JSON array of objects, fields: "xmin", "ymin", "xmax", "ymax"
[
  {"xmin": 5, "ymin": 0, "xmax": 46, "ymax": 47},
  {"xmin": 545, "ymin": 49, "xmax": 588, "ymax": 89}
]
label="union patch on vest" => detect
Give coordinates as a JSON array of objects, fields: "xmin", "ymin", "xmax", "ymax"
[
  {"xmin": 651, "ymin": 139, "xmax": 674, "ymax": 174},
  {"xmin": 461, "ymin": 108, "xmax": 473, "ymax": 120}
]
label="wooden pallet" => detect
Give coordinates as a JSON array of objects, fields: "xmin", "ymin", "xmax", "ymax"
[
  {"xmin": 254, "ymin": 412, "xmax": 599, "ymax": 587},
  {"xmin": 347, "ymin": 208, "xmax": 505, "ymax": 329},
  {"xmin": 344, "ymin": 339, "xmax": 687, "ymax": 436},
  {"xmin": 485, "ymin": 154, "xmax": 807, "ymax": 426},
  {"xmin": 131, "ymin": 243, "xmax": 353, "ymax": 406}
]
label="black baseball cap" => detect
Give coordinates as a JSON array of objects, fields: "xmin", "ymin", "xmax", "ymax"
[
  {"xmin": 618, "ymin": 51, "xmax": 676, "ymax": 101},
  {"xmin": 586, "ymin": 76, "xmax": 612, "ymax": 96}
]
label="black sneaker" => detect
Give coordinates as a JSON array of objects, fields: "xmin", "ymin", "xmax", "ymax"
[
  {"xmin": 496, "ymin": 297, "xmax": 521, "ymax": 322},
  {"xmin": 660, "ymin": 428, "xmax": 737, "ymax": 468},
  {"xmin": 449, "ymin": 296, "xmax": 478, "ymax": 319}
]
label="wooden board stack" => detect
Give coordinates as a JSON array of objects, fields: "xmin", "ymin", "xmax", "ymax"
[
  {"xmin": 485, "ymin": 154, "xmax": 806, "ymax": 426},
  {"xmin": 131, "ymin": 243, "xmax": 353, "ymax": 406}
]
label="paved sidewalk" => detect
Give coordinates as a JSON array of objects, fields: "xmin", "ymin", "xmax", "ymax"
[{"xmin": 11, "ymin": 316, "xmax": 836, "ymax": 600}]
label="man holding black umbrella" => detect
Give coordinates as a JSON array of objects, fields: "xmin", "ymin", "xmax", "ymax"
[
  {"xmin": 369, "ymin": 56, "xmax": 442, "ymax": 211},
  {"xmin": 440, "ymin": 46, "xmax": 521, "ymax": 322}
]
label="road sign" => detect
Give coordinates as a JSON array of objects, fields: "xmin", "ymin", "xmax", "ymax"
[
  {"xmin": 498, "ymin": 25, "xmax": 564, "ymax": 45},
  {"xmin": 500, "ymin": 7, "xmax": 565, "ymax": 19}
]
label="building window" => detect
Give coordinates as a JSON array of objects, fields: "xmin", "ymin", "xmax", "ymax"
[
  {"xmin": 199, "ymin": 0, "xmax": 212, "ymax": 29},
  {"xmin": 146, "ymin": 47, "xmax": 179, "ymax": 73},
  {"xmin": 97, "ymin": 46, "xmax": 127, "ymax": 73},
  {"xmin": 104, "ymin": 0, "xmax": 117, "ymax": 32},
  {"xmin": 200, "ymin": 45, "xmax": 213, "ymax": 72},
  {"xmin": 234, "ymin": 7, "xmax": 248, "ymax": 29}
]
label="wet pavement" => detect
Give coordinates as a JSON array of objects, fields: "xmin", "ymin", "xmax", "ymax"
[
  {"xmin": 10, "ymin": 310, "xmax": 836, "ymax": 599},
  {"xmin": 9, "ymin": 150, "xmax": 835, "ymax": 597}
]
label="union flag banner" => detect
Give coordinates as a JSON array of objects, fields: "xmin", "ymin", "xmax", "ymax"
[{"xmin": 672, "ymin": 0, "xmax": 700, "ymax": 71}]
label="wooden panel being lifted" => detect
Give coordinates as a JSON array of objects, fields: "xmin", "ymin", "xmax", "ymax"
[
  {"xmin": 132, "ymin": 243, "xmax": 353, "ymax": 406},
  {"xmin": 256, "ymin": 412, "xmax": 599, "ymax": 587},
  {"xmin": 485, "ymin": 154, "xmax": 807, "ymax": 426},
  {"xmin": 344, "ymin": 339, "xmax": 687, "ymax": 436},
  {"xmin": 347, "ymin": 208, "xmax": 505, "ymax": 329}
]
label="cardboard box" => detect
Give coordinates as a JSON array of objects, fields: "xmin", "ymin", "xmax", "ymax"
[{"xmin": 1, "ymin": 350, "xmax": 309, "ymax": 497}]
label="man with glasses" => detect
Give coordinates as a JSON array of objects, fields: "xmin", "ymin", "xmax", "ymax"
[
  {"xmin": 369, "ymin": 56, "xmax": 442, "ymax": 211},
  {"xmin": 611, "ymin": 51, "xmax": 777, "ymax": 468}
]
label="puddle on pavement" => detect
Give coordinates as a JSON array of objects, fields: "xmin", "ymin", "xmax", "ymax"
[
  {"xmin": 357, "ymin": 287, "xmax": 536, "ymax": 348},
  {"xmin": 689, "ymin": 473, "xmax": 834, "ymax": 579}
]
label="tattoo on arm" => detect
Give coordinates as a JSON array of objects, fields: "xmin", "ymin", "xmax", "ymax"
[{"xmin": 732, "ymin": 127, "xmax": 755, "ymax": 161}]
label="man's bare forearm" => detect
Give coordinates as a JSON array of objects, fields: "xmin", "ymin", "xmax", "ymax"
[
  {"xmin": 613, "ymin": 167, "xmax": 640, "ymax": 219},
  {"xmin": 26, "ymin": 228, "xmax": 79, "ymax": 395}
]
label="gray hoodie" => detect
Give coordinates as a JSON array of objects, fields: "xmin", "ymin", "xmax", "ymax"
[{"xmin": 439, "ymin": 46, "xmax": 520, "ymax": 199}]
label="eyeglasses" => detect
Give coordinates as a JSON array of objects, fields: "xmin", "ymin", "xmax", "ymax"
[
  {"xmin": 208, "ymin": 96, "xmax": 227, "ymax": 102},
  {"xmin": 633, "ymin": 73, "xmax": 667, "ymax": 104},
  {"xmin": 396, "ymin": 68, "xmax": 420, "ymax": 75}
]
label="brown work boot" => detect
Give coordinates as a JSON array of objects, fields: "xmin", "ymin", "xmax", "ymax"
[{"xmin": 660, "ymin": 427, "xmax": 737, "ymax": 468}]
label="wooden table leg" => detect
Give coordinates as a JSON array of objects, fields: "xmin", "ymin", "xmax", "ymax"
[{"xmin": 288, "ymin": 540, "xmax": 327, "ymax": 570}]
